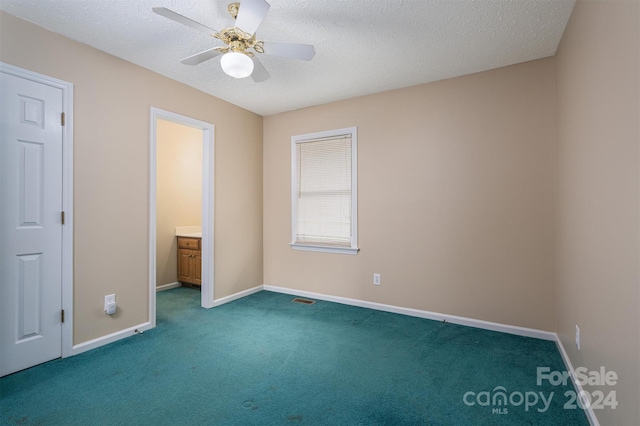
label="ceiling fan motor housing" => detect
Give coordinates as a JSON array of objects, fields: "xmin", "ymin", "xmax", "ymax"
[{"xmin": 214, "ymin": 27, "xmax": 263, "ymax": 55}]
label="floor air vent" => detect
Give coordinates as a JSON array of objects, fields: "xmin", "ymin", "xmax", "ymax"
[{"xmin": 292, "ymin": 297, "xmax": 316, "ymax": 305}]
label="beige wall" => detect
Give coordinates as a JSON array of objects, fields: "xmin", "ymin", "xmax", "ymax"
[
  {"xmin": 264, "ymin": 58, "xmax": 556, "ymax": 331},
  {"xmin": 555, "ymin": 1, "xmax": 640, "ymax": 424},
  {"xmin": 0, "ymin": 11, "xmax": 264, "ymax": 345},
  {"xmin": 156, "ymin": 119, "xmax": 202, "ymax": 287}
]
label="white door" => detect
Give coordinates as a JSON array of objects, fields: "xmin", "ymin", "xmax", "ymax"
[{"xmin": 0, "ymin": 71, "xmax": 64, "ymax": 376}]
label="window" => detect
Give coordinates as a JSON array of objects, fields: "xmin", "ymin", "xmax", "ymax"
[{"xmin": 290, "ymin": 127, "xmax": 358, "ymax": 255}]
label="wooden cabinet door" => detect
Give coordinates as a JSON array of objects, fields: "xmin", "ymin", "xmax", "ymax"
[
  {"xmin": 178, "ymin": 248, "xmax": 202, "ymax": 285},
  {"xmin": 178, "ymin": 249, "xmax": 193, "ymax": 283},
  {"xmin": 193, "ymin": 252, "xmax": 202, "ymax": 285}
]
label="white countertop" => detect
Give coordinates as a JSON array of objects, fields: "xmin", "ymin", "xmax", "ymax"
[
  {"xmin": 175, "ymin": 226, "xmax": 202, "ymax": 238},
  {"xmin": 175, "ymin": 232, "xmax": 201, "ymax": 238}
]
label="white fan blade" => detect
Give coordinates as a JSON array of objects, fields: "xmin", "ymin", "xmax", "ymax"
[
  {"xmin": 262, "ymin": 41, "xmax": 315, "ymax": 61},
  {"xmin": 153, "ymin": 7, "xmax": 217, "ymax": 35},
  {"xmin": 180, "ymin": 48, "xmax": 223, "ymax": 65},
  {"xmin": 235, "ymin": 0, "xmax": 270, "ymax": 35},
  {"xmin": 251, "ymin": 57, "xmax": 271, "ymax": 82}
]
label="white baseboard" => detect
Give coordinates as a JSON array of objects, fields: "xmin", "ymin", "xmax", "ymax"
[
  {"xmin": 263, "ymin": 285, "xmax": 556, "ymax": 341},
  {"xmin": 211, "ymin": 285, "xmax": 263, "ymax": 308},
  {"xmin": 69, "ymin": 285, "xmax": 261, "ymax": 357},
  {"xmin": 555, "ymin": 336, "xmax": 600, "ymax": 426},
  {"xmin": 71, "ymin": 322, "xmax": 153, "ymax": 356},
  {"xmin": 156, "ymin": 282, "xmax": 181, "ymax": 292}
]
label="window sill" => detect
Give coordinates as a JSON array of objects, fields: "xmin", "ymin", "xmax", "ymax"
[{"xmin": 290, "ymin": 243, "xmax": 359, "ymax": 255}]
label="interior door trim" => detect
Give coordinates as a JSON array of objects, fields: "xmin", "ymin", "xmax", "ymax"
[{"xmin": 149, "ymin": 107, "xmax": 215, "ymax": 327}]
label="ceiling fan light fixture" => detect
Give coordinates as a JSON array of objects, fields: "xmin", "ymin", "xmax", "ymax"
[{"xmin": 220, "ymin": 51, "xmax": 254, "ymax": 78}]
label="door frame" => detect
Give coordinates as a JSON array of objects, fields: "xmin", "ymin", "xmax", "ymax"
[
  {"xmin": 149, "ymin": 107, "xmax": 215, "ymax": 326},
  {"xmin": 0, "ymin": 62, "xmax": 74, "ymax": 358}
]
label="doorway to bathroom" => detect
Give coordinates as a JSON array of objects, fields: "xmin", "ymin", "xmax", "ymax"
[{"xmin": 149, "ymin": 108, "xmax": 214, "ymax": 327}]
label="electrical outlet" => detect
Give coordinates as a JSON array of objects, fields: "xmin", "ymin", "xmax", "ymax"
[
  {"xmin": 575, "ymin": 325, "xmax": 580, "ymax": 350},
  {"xmin": 373, "ymin": 273, "xmax": 381, "ymax": 286},
  {"xmin": 104, "ymin": 294, "xmax": 116, "ymax": 311}
]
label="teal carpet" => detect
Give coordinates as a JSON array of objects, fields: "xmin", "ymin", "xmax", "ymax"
[{"xmin": 1, "ymin": 288, "xmax": 588, "ymax": 425}]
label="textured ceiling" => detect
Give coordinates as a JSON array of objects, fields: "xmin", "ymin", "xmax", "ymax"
[{"xmin": 0, "ymin": 0, "xmax": 575, "ymax": 116}]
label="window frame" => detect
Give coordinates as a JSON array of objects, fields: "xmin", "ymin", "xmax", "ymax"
[{"xmin": 290, "ymin": 127, "xmax": 359, "ymax": 255}]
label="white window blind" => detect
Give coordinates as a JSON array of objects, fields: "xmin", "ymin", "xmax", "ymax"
[{"xmin": 291, "ymin": 128, "xmax": 358, "ymax": 254}]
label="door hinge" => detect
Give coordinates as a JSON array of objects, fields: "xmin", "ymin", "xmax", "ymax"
[
  {"xmin": 61, "ymin": 112, "xmax": 65, "ymax": 126},
  {"xmin": 61, "ymin": 309, "xmax": 65, "ymax": 323},
  {"xmin": 61, "ymin": 211, "xmax": 65, "ymax": 225}
]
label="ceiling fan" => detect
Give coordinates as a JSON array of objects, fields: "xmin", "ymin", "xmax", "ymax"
[{"xmin": 153, "ymin": 0, "xmax": 315, "ymax": 82}]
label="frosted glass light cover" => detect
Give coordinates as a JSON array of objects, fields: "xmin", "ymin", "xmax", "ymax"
[{"xmin": 220, "ymin": 52, "xmax": 254, "ymax": 78}]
